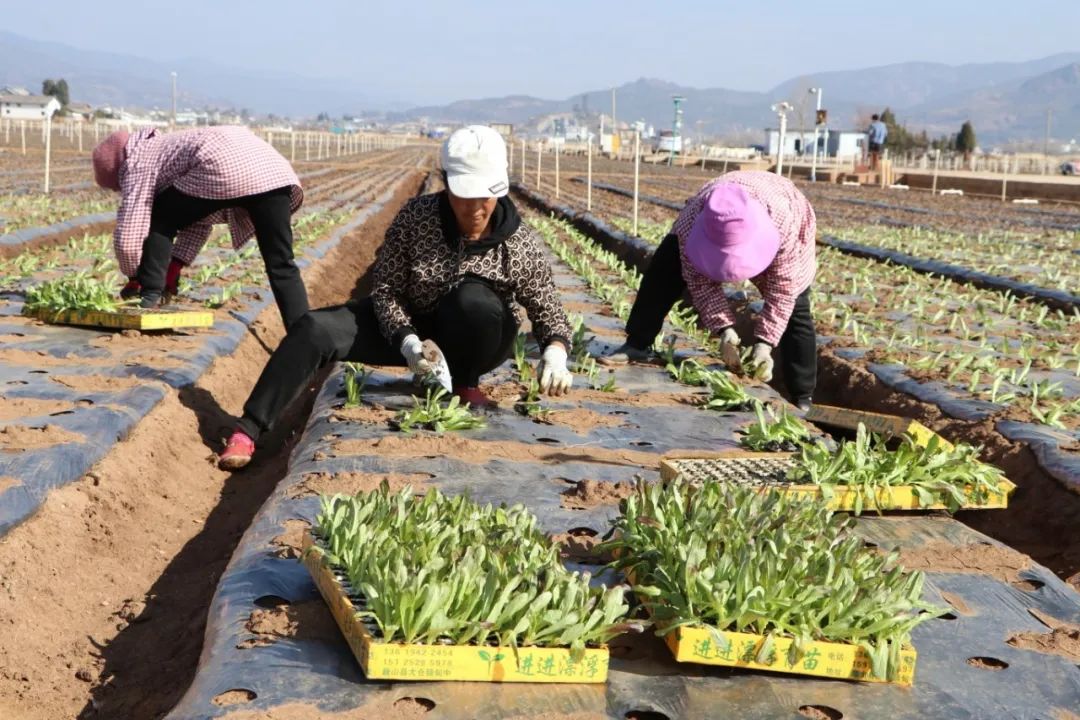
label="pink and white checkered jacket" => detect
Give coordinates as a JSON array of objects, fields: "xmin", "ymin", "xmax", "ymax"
[
  {"xmin": 114, "ymin": 126, "xmax": 303, "ymax": 277},
  {"xmin": 673, "ymin": 171, "xmax": 817, "ymax": 346}
]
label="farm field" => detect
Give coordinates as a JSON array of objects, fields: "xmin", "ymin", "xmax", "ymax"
[{"xmin": 0, "ymin": 135, "xmax": 1078, "ymax": 720}]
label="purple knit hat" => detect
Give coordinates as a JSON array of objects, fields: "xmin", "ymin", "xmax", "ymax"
[
  {"xmin": 685, "ymin": 183, "xmax": 780, "ymax": 282},
  {"xmin": 92, "ymin": 130, "xmax": 130, "ymax": 191}
]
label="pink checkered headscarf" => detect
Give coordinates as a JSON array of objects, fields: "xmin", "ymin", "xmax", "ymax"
[{"xmin": 92, "ymin": 130, "xmax": 130, "ymax": 191}]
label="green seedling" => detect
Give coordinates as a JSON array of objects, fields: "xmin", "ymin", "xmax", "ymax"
[
  {"xmin": 393, "ymin": 388, "xmax": 486, "ymax": 433},
  {"xmin": 740, "ymin": 405, "xmax": 811, "ymax": 452},
  {"xmin": 314, "ymin": 483, "xmax": 635, "ymax": 656},
  {"xmin": 343, "ymin": 362, "xmax": 371, "ymax": 407},
  {"xmin": 602, "ymin": 481, "xmax": 942, "ymax": 682},
  {"xmin": 788, "ymin": 424, "xmax": 1008, "ymax": 514}
]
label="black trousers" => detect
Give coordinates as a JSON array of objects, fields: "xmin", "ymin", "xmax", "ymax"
[
  {"xmin": 136, "ymin": 186, "xmax": 309, "ymax": 329},
  {"xmin": 237, "ymin": 279, "xmax": 519, "ymax": 440},
  {"xmin": 624, "ymin": 233, "xmax": 817, "ymax": 402}
]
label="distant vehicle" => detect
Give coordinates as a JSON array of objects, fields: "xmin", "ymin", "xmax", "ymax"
[
  {"xmin": 1060, "ymin": 160, "xmax": 1078, "ymax": 176},
  {"xmin": 652, "ymin": 131, "xmax": 683, "ymax": 153}
]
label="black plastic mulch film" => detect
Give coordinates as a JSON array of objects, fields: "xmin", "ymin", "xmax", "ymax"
[
  {"xmin": 0, "ymin": 182, "xmax": 410, "ymax": 537},
  {"xmin": 171, "ymin": 190, "xmax": 1080, "ymax": 719}
]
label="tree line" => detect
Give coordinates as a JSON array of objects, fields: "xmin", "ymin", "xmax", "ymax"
[{"xmin": 878, "ymin": 108, "xmax": 976, "ymax": 158}]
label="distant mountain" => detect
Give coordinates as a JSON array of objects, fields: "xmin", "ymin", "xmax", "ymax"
[
  {"xmin": 912, "ymin": 62, "xmax": 1080, "ymax": 141},
  {"xmin": 400, "ymin": 56, "xmax": 1080, "ymax": 144},
  {"xmin": 769, "ymin": 53, "xmax": 1080, "ymax": 109},
  {"xmin": 0, "ymin": 31, "xmax": 408, "ymax": 116},
  {"xmin": 3, "ymin": 30, "xmax": 1076, "ymax": 143}
]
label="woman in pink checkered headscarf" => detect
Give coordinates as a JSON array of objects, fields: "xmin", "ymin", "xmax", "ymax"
[
  {"xmin": 602, "ymin": 171, "xmax": 819, "ymax": 409},
  {"xmin": 92, "ymin": 125, "xmax": 308, "ymax": 328}
]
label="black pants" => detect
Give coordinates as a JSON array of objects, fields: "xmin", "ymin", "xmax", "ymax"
[
  {"xmin": 136, "ymin": 186, "xmax": 309, "ymax": 329},
  {"xmin": 624, "ymin": 233, "xmax": 817, "ymax": 402},
  {"xmin": 237, "ymin": 279, "xmax": 519, "ymax": 440}
]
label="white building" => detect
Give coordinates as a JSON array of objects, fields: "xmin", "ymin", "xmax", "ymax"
[
  {"xmin": 0, "ymin": 94, "xmax": 61, "ymax": 120},
  {"xmin": 765, "ymin": 128, "xmax": 867, "ymax": 159}
]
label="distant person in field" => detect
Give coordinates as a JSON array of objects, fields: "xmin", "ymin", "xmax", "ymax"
[
  {"xmin": 601, "ymin": 171, "xmax": 817, "ymax": 410},
  {"xmin": 867, "ymin": 114, "xmax": 888, "ymax": 170},
  {"xmin": 91, "ymin": 126, "xmax": 308, "ymax": 329},
  {"xmin": 216, "ymin": 125, "xmax": 574, "ymax": 470}
]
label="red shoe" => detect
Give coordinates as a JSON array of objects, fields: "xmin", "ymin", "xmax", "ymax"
[
  {"xmin": 218, "ymin": 430, "xmax": 255, "ymax": 470},
  {"xmin": 453, "ymin": 386, "xmax": 493, "ymax": 408}
]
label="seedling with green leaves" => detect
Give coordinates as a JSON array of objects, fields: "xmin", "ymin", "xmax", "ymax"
[
  {"xmin": 740, "ymin": 405, "xmax": 811, "ymax": 452},
  {"xmin": 342, "ymin": 362, "xmax": 371, "ymax": 407},
  {"xmin": 24, "ymin": 271, "xmax": 135, "ymax": 316},
  {"xmin": 788, "ymin": 424, "xmax": 1008, "ymax": 514},
  {"xmin": 312, "ymin": 484, "xmax": 637, "ymax": 655},
  {"xmin": 393, "ymin": 388, "xmax": 486, "ymax": 433},
  {"xmin": 603, "ymin": 481, "xmax": 941, "ymax": 682}
]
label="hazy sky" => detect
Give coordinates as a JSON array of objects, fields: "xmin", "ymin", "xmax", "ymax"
[{"xmin": 8, "ymin": 0, "xmax": 1080, "ymax": 104}]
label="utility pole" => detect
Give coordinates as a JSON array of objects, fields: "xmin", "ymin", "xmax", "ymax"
[
  {"xmin": 771, "ymin": 102, "xmax": 793, "ymax": 176},
  {"xmin": 809, "ymin": 87, "xmax": 823, "ymax": 181},
  {"xmin": 669, "ymin": 95, "xmax": 685, "ymax": 167},
  {"xmin": 170, "ymin": 71, "xmax": 178, "ymax": 128},
  {"xmin": 1045, "ymin": 108, "xmax": 1053, "ymax": 173}
]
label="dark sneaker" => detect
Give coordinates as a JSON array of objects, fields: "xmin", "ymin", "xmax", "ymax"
[
  {"xmin": 598, "ymin": 343, "xmax": 652, "ymax": 365},
  {"xmin": 218, "ymin": 430, "xmax": 255, "ymax": 470}
]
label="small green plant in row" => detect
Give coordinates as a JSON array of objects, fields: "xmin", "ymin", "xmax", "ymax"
[{"xmin": 393, "ymin": 388, "xmax": 486, "ymax": 433}]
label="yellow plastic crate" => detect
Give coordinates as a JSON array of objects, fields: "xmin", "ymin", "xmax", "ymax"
[
  {"xmin": 659, "ymin": 453, "xmax": 1015, "ymax": 511},
  {"xmin": 24, "ymin": 306, "xmax": 214, "ymax": 330},
  {"xmin": 301, "ymin": 532, "xmax": 609, "ymax": 683},
  {"xmin": 663, "ymin": 624, "xmax": 916, "ymax": 685},
  {"xmin": 805, "ymin": 404, "xmax": 951, "ymax": 449}
]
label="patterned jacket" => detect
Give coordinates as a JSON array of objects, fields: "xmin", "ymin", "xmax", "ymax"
[
  {"xmin": 673, "ymin": 171, "xmax": 817, "ymax": 345},
  {"xmin": 115, "ymin": 126, "xmax": 303, "ymax": 277},
  {"xmin": 372, "ymin": 192, "xmax": 572, "ymax": 350}
]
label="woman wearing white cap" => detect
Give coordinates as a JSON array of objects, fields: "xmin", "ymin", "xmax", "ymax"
[
  {"xmin": 217, "ymin": 126, "xmax": 574, "ymax": 469},
  {"xmin": 604, "ymin": 171, "xmax": 817, "ymax": 410}
]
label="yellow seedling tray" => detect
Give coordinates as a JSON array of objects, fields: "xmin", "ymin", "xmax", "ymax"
[
  {"xmin": 301, "ymin": 532, "xmax": 609, "ymax": 683},
  {"xmin": 662, "ymin": 624, "xmax": 917, "ymax": 685},
  {"xmin": 660, "ymin": 453, "xmax": 1015, "ymax": 511},
  {"xmin": 804, "ymin": 404, "xmax": 951, "ymax": 449},
  {"xmin": 25, "ymin": 306, "xmax": 214, "ymax": 330}
]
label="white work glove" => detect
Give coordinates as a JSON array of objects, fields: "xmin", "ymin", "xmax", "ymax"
[
  {"xmin": 399, "ymin": 334, "xmax": 452, "ymax": 393},
  {"xmin": 748, "ymin": 341, "xmax": 774, "ymax": 382},
  {"xmin": 537, "ymin": 344, "xmax": 573, "ymax": 396},
  {"xmin": 718, "ymin": 327, "xmax": 742, "ymax": 371}
]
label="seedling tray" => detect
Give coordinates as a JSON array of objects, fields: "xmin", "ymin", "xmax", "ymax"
[
  {"xmin": 301, "ymin": 532, "xmax": 609, "ymax": 683},
  {"xmin": 659, "ymin": 453, "xmax": 1015, "ymax": 511},
  {"xmin": 24, "ymin": 306, "xmax": 214, "ymax": 330},
  {"xmin": 661, "ymin": 623, "xmax": 917, "ymax": 685},
  {"xmin": 805, "ymin": 404, "xmax": 951, "ymax": 449}
]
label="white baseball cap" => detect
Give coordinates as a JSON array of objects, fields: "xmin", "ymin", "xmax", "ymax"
[{"xmin": 441, "ymin": 125, "xmax": 509, "ymax": 198}]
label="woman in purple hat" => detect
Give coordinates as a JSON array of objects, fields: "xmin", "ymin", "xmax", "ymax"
[
  {"xmin": 603, "ymin": 171, "xmax": 817, "ymax": 410},
  {"xmin": 91, "ymin": 126, "xmax": 308, "ymax": 329}
]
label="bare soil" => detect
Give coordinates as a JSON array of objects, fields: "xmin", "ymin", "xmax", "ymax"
[
  {"xmin": 1006, "ymin": 609, "xmax": 1080, "ymax": 663},
  {"xmin": 0, "ymin": 171, "xmax": 424, "ymax": 720},
  {"xmin": 561, "ymin": 479, "xmax": 635, "ymax": 510},
  {"xmin": 238, "ymin": 600, "xmax": 338, "ymax": 650},
  {"xmin": 332, "ymin": 435, "xmax": 701, "ymax": 470},
  {"xmin": 270, "ymin": 519, "xmax": 312, "ymax": 560},
  {"xmin": 286, "ymin": 471, "xmax": 434, "ymax": 499},
  {"xmin": 217, "ymin": 697, "xmax": 437, "ymax": 720},
  {"xmin": 939, "ymin": 591, "xmax": 974, "ymax": 616},
  {"xmin": 0, "ymin": 423, "xmax": 84, "ymax": 451},
  {"xmin": 895, "ymin": 541, "xmax": 1030, "ymax": 585}
]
